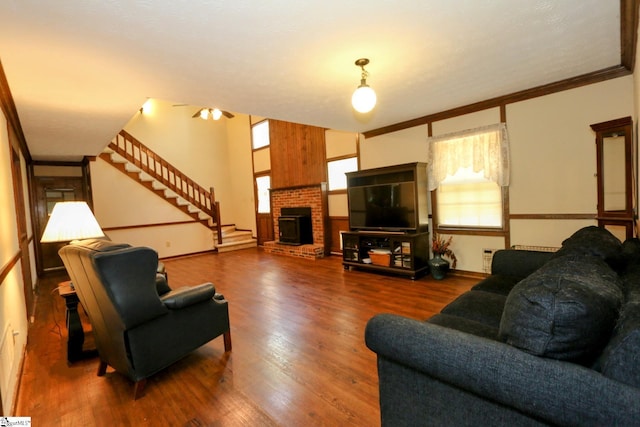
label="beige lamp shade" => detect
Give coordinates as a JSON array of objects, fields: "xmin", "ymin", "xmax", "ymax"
[{"xmin": 40, "ymin": 201, "xmax": 105, "ymax": 243}]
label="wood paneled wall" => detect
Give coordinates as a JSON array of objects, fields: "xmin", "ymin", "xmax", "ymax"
[
  {"xmin": 269, "ymin": 120, "xmax": 326, "ymax": 188},
  {"xmin": 328, "ymin": 217, "xmax": 349, "ymax": 254}
]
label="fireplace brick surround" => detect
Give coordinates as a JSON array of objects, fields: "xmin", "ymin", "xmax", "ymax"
[{"xmin": 264, "ymin": 184, "xmax": 328, "ymax": 259}]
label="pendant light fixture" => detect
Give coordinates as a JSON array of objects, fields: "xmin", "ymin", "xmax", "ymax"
[{"xmin": 351, "ymin": 58, "xmax": 377, "ymax": 113}]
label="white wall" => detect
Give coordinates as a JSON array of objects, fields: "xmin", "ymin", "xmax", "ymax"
[
  {"xmin": 362, "ymin": 76, "xmax": 635, "ymax": 273},
  {"xmin": 226, "ymin": 114, "xmax": 257, "ymax": 233},
  {"xmin": 360, "ymin": 125, "xmax": 429, "ymax": 169},
  {"xmin": 0, "ymin": 111, "xmax": 29, "ymax": 414}
]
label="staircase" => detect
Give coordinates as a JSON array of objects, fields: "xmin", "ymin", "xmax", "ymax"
[{"xmin": 99, "ymin": 130, "xmax": 256, "ymax": 252}]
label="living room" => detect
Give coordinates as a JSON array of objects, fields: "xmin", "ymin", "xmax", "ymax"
[{"xmin": 1, "ymin": 1, "xmax": 639, "ymax": 424}]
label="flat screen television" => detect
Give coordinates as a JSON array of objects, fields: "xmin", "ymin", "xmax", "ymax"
[{"xmin": 348, "ymin": 182, "xmax": 417, "ymax": 231}]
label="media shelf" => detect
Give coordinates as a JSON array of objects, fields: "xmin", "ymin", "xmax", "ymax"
[
  {"xmin": 342, "ymin": 231, "xmax": 430, "ymax": 279},
  {"xmin": 343, "ymin": 162, "xmax": 430, "ymax": 279}
]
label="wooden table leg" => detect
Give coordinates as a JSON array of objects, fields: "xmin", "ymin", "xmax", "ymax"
[{"xmin": 58, "ymin": 281, "xmax": 97, "ymax": 363}]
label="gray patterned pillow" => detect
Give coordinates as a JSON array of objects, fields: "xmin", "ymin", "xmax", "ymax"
[{"xmin": 499, "ymin": 255, "xmax": 622, "ymax": 363}]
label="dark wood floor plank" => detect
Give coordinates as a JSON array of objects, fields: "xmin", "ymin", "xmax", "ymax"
[{"xmin": 16, "ymin": 248, "xmax": 475, "ymax": 425}]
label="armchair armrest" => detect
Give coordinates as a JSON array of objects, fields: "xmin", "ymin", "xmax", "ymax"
[
  {"xmin": 160, "ymin": 283, "xmax": 216, "ymax": 309},
  {"xmin": 365, "ymin": 314, "xmax": 640, "ymax": 426}
]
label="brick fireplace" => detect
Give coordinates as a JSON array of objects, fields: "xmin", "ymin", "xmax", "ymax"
[{"xmin": 264, "ymin": 183, "xmax": 328, "ymax": 259}]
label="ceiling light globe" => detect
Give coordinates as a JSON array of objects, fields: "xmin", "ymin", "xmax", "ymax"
[
  {"xmin": 212, "ymin": 108, "xmax": 223, "ymax": 120},
  {"xmin": 200, "ymin": 109, "xmax": 209, "ymax": 120},
  {"xmin": 352, "ymin": 85, "xmax": 377, "ymax": 113}
]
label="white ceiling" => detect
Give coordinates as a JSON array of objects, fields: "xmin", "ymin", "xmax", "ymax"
[{"xmin": 0, "ymin": 1, "xmax": 623, "ymax": 161}]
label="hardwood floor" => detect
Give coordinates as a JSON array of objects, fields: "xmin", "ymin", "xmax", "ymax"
[{"xmin": 16, "ymin": 248, "xmax": 476, "ymax": 426}]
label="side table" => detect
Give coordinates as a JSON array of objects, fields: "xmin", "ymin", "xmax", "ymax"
[{"xmin": 58, "ymin": 281, "xmax": 97, "ymax": 363}]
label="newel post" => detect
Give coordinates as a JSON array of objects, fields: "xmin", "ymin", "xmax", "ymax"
[{"xmin": 210, "ymin": 187, "xmax": 223, "ymax": 245}]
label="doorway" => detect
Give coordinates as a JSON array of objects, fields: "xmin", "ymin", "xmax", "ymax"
[
  {"xmin": 34, "ymin": 176, "xmax": 86, "ymax": 273},
  {"xmin": 254, "ymin": 174, "xmax": 273, "ymax": 245}
]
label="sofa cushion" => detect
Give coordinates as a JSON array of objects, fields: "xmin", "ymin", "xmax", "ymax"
[
  {"xmin": 595, "ymin": 242, "xmax": 640, "ymax": 387},
  {"xmin": 490, "ymin": 249, "xmax": 554, "ymax": 278},
  {"xmin": 427, "ymin": 313, "xmax": 499, "ymax": 340},
  {"xmin": 441, "ymin": 290, "xmax": 507, "ymax": 329},
  {"xmin": 471, "ymin": 275, "xmax": 521, "ymax": 296},
  {"xmin": 620, "ymin": 237, "xmax": 640, "ymax": 263},
  {"xmin": 552, "ymin": 226, "xmax": 622, "ymax": 268},
  {"xmin": 596, "ymin": 301, "xmax": 640, "ymax": 387},
  {"xmin": 499, "ymin": 255, "xmax": 623, "ymax": 363}
]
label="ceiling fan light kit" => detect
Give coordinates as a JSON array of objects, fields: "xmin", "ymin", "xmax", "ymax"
[
  {"xmin": 192, "ymin": 108, "xmax": 234, "ymax": 120},
  {"xmin": 351, "ymin": 58, "xmax": 377, "ymax": 114}
]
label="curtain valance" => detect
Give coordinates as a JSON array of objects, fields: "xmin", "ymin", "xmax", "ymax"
[{"xmin": 426, "ymin": 123, "xmax": 510, "ymax": 191}]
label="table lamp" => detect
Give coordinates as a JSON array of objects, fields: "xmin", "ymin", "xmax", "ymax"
[{"xmin": 40, "ymin": 201, "xmax": 105, "ymax": 243}]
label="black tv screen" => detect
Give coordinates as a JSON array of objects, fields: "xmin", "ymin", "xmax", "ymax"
[{"xmin": 348, "ymin": 182, "xmax": 416, "ymax": 231}]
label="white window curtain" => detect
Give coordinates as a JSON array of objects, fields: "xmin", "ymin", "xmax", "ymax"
[{"xmin": 426, "ymin": 123, "xmax": 510, "ymax": 191}]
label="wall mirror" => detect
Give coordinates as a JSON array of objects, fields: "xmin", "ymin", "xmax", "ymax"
[{"xmin": 590, "ymin": 117, "xmax": 634, "ymax": 239}]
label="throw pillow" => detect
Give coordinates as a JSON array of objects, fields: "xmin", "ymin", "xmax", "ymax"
[{"xmin": 499, "ymin": 255, "xmax": 623, "ymax": 363}]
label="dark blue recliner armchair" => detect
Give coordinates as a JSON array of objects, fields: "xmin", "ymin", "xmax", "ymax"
[{"xmin": 59, "ymin": 239, "xmax": 231, "ymax": 399}]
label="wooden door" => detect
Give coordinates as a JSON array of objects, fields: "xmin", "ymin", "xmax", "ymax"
[
  {"xmin": 34, "ymin": 176, "xmax": 85, "ymax": 273},
  {"xmin": 254, "ymin": 174, "xmax": 274, "ymax": 245}
]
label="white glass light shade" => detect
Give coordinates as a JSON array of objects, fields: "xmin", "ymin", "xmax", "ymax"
[
  {"xmin": 352, "ymin": 84, "xmax": 377, "ymax": 113},
  {"xmin": 40, "ymin": 201, "xmax": 105, "ymax": 243},
  {"xmin": 212, "ymin": 108, "xmax": 223, "ymax": 120},
  {"xmin": 199, "ymin": 109, "xmax": 209, "ymax": 120}
]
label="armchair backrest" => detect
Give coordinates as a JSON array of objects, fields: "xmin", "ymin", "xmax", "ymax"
[{"xmin": 58, "ymin": 239, "xmax": 169, "ymax": 374}]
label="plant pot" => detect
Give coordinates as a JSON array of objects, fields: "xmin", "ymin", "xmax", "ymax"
[{"xmin": 429, "ymin": 254, "xmax": 450, "ymax": 280}]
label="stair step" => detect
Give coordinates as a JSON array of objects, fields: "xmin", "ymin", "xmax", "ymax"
[
  {"xmin": 220, "ymin": 225, "xmax": 240, "ymax": 234},
  {"xmin": 216, "ymin": 239, "xmax": 258, "ymax": 253},
  {"xmin": 217, "ymin": 230, "xmax": 253, "ymax": 244},
  {"xmin": 111, "ymin": 157, "xmax": 127, "ymax": 165},
  {"xmin": 214, "ymin": 226, "xmax": 246, "ymax": 238},
  {"xmin": 139, "ymin": 171, "xmax": 155, "ymax": 183}
]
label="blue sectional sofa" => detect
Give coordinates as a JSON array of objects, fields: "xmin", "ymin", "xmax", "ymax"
[{"xmin": 365, "ymin": 226, "xmax": 640, "ymax": 426}]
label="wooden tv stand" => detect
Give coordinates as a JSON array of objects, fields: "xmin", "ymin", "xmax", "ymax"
[{"xmin": 341, "ymin": 231, "xmax": 429, "ymax": 279}]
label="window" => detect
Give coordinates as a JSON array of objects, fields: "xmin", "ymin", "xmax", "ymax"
[
  {"xmin": 255, "ymin": 175, "xmax": 271, "ymax": 213},
  {"xmin": 427, "ymin": 123, "xmax": 509, "ymax": 230},
  {"xmin": 437, "ymin": 167, "xmax": 502, "ymax": 228},
  {"xmin": 327, "ymin": 157, "xmax": 358, "ymax": 191},
  {"xmin": 251, "ymin": 120, "xmax": 270, "ymax": 149}
]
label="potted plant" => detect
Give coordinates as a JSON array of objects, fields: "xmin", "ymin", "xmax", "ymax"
[{"xmin": 430, "ymin": 234, "xmax": 457, "ymax": 279}]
